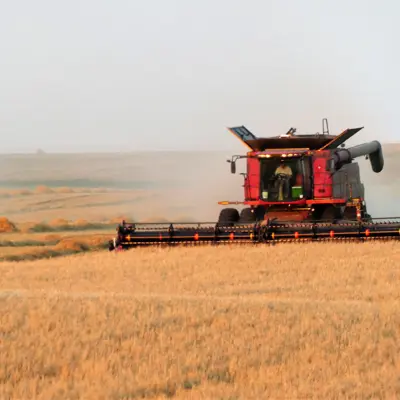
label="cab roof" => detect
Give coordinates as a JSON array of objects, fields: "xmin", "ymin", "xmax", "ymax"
[{"xmin": 227, "ymin": 125, "xmax": 363, "ymax": 151}]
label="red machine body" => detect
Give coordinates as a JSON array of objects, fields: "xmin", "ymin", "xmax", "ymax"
[
  {"xmin": 312, "ymin": 151, "xmax": 333, "ymax": 199},
  {"xmin": 218, "ymin": 120, "xmax": 384, "ymax": 223}
]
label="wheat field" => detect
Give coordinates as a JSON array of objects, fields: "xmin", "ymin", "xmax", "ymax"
[
  {"xmin": 1, "ymin": 151, "xmax": 400, "ymax": 399},
  {"xmin": 1, "ymin": 242, "xmax": 400, "ymax": 399}
]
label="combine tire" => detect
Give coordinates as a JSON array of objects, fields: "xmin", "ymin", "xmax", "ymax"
[
  {"xmin": 320, "ymin": 205, "xmax": 342, "ymax": 223},
  {"xmin": 343, "ymin": 207, "xmax": 358, "ymax": 221},
  {"xmin": 218, "ymin": 208, "xmax": 239, "ymax": 226},
  {"xmin": 238, "ymin": 207, "xmax": 256, "ymax": 224}
]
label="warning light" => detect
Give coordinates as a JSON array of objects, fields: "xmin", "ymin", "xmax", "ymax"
[
  {"xmin": 294, "ymin": 232, "xmax": 299, "ymax": 239},
  {"xmin": 194, "ymin": 233, "xmax": 199, "ymax": 240},
  {"xmin": 365, "ymin": 229, "xmax": 370, "ymax": 237},
  {"xmin": 330, "ymin": 230, "xmax": 335, "ymax": 238},
  {"xmin": 229, "ymin": 232, "xmax": 234, "ymax": 240}
]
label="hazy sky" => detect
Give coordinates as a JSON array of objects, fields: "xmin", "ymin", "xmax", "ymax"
[{"xmin": 1, "ymin": 0, "xmax": 399, "ymax": 153}]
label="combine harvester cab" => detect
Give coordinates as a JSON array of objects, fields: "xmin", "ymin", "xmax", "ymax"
[{"xmin": 109, "ymin": 118, "xmax": 400, "ymax": 250}]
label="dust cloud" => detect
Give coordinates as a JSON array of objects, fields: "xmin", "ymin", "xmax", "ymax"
[{"xmin": 0, "ymin": 144, "xmax": 399, "ymax": 222}]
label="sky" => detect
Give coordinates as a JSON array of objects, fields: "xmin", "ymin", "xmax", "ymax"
[{"xmin": 0, "ymin": 0, "xmax": 399, "ymax": 153}]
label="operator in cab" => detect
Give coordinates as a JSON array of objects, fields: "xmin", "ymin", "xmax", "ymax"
[
  {"xmin": 275, "ymin": 160, "xmax": 293, "ymax": 178},
  {"xmin": 274, "ymin": 159, "xmax": 292, "ymax": 200}
]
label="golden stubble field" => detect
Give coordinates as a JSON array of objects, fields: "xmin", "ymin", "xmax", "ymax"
[{"xmin": 1, "ymin": 242, "xmax": 400, "ymax": 399}]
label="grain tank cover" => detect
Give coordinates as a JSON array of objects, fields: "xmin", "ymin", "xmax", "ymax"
[
  {"xmin": 227, "ymin": 126, "xmax": 364, "ymax": 151},
  {"xmin": 227, "ymin": 126, "xmax": 258, "ymax": 150},
  {"xmin": 319, "ymin": 127, "xmax": 364, "ymax": 150}
]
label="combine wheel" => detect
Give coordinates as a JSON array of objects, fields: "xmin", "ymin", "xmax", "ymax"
[
  {"xmin": 238, "ymin": 207, "xmax": 256, "ymax": 224},
  {"xmin": 218, "ymin": 208, "xmax": 239, "ymax": 226},
  {"xmin": 343, "ymin": 207, "xmax": 358, "ymax": 221},
  {"xmin": 320, "ymin": 205, "xmax": 342, "ymax": 223}
]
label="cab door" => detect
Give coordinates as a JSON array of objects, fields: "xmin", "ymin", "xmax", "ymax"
[{"xmin": 246, "ymin": 157, "xmax": 260, "ymax": 200}]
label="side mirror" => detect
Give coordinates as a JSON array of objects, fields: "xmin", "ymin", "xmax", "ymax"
[{"xmin": 226, "ymin": 159, "xmax": 236, "ymax": 174}]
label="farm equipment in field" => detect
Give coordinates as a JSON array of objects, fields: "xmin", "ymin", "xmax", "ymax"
[{"xmin": 109, "ymin": 118, "xmax": 400, "ymax": 250}]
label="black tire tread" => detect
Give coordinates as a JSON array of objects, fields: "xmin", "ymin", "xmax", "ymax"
[
  {"xmin": 238, "ymin": 207, "xmax": 256, "ymax": 223},
  {"xmin": 218, "ymin": 208, "xmax": 239, "ymax": 226}
]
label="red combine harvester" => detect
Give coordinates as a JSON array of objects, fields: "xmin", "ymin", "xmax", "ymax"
[
  {"xmin": 218, "ymin": 118, "xmax": 380, "ymax": 224},
  {"xmin": 109, "ymin": 119, "xmax": 400, "ymax": 250}
]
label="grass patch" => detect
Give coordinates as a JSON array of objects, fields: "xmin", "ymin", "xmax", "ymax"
[
  {"xmin": 0, "ymin": 240, "xmax": 50, "ymax": 247},
  {"xmin": 23, "ymin": 221, "xmax": 115, "ymax": 233},
  {"xmin": 0, "ymin": 240, "xmax": 110, "ymax": 262},
  {"xmin": 0, "ymin": 244, "xmax": 107, "ymax": 262}
]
